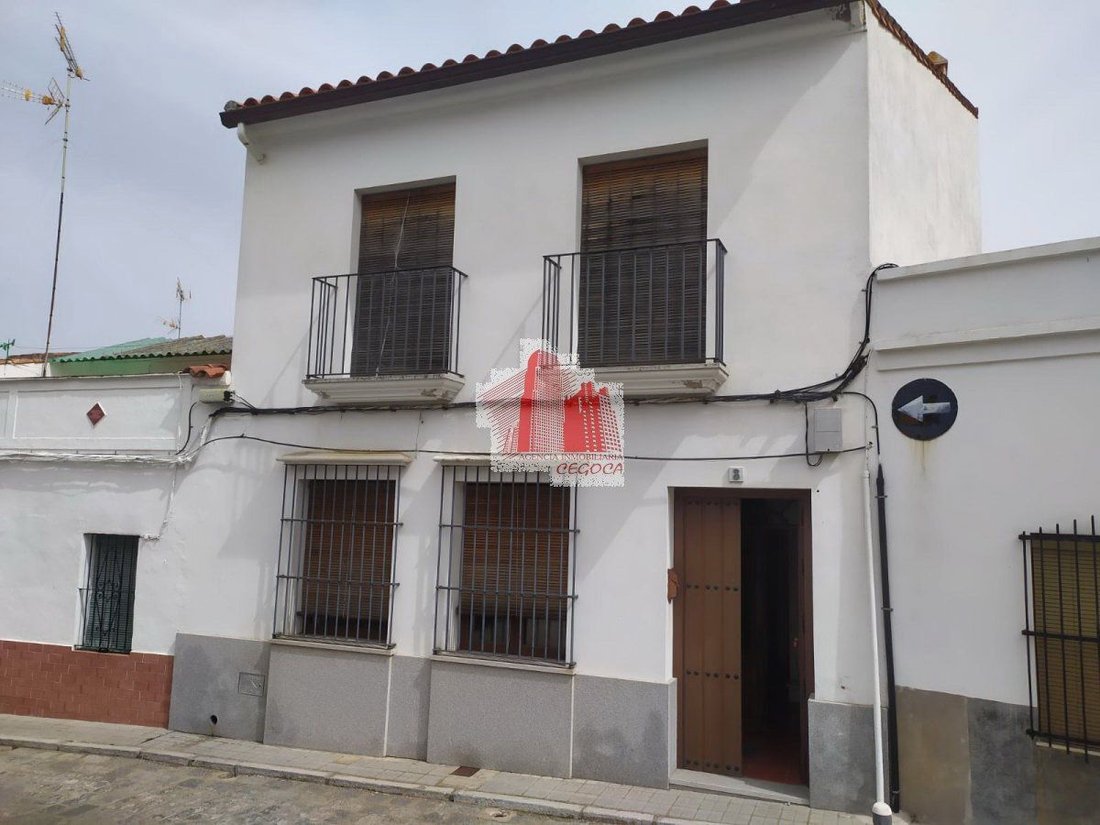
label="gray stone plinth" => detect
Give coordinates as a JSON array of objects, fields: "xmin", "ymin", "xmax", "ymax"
[
  {"xmin": 426, "ymin": 658, "xmax": 572, "ymax": 777},
  {"xmin": 169, "ymin": 633, "xmax": 271, "ymax": 742},
  {"xmin": 573, "ymin": 674, "xmax": 672, "ymax": 788}
]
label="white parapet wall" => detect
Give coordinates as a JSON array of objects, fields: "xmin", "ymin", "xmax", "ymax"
[{"xmin": 872, "ymin": 236, "xmax": 1100, "ymax": 707}]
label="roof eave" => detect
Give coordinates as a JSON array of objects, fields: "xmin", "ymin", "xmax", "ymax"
[{"xmin": 220, "ymin": 0, "xmax": 843, "ymax": 129}]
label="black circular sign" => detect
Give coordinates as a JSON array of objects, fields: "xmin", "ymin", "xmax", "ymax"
[{"xmin": 891, "ymin": 378, "xmax": 958, "ymax": 441}]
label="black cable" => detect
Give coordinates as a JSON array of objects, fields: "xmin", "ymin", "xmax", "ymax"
[
  {"xmin": 803, "ymin": 403, "xmax": 823, "ymax": 467},
  {"xmin": 188, "ymin": 432, "xmax": 868, "ymax": 463},
  {"xmin": 175, "ymin": 401, "xmax": 201, "ymax": 455},
  {"xmin": 837, "ymin": 390, "xmax": 881, "ymax": 456}
]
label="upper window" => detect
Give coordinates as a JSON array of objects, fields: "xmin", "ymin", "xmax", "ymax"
[
  {"xmin": 435, "ymin": 464, "xmax": 578, "ymax": 665},
  {"xmin": 579, "ymin": 149, "xmax": 708, "ymax": 367},
  {"xmin": 352, "ymin": 183, "xmax": 457, "ymax": 377},
  {"xmin": 1023, "ymin": 524, "xmax": 1100, "ymax": 752},
  {"xmin": 275, "ymin": 462, "xmax": 401, "ymax": 646},
  {"xmin": 79, "ymin": 534, "xmax": 139, "ymax": 653}
]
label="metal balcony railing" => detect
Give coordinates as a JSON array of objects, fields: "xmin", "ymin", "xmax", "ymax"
[
  {"xmin": 542, "ymin": 239, "xmax": 726, "ymax": 368},
  {"xmin": 307, "ymin": 267, "xmax": 467, "ymax": 379}
]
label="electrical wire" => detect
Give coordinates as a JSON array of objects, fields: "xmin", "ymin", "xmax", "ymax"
[
  {"xmin": 185, "ymin": 432, "xmax": 869, "ymax": 463},
  {"xmin": 803, "ymin": 403, "xmax": 824, "ymax": 467},
  {"xmin": 175, "ymin": 401, "xmax": 201, "ymax": 455}
]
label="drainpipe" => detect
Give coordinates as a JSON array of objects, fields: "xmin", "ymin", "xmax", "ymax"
[
  {"xmin": 863, "ymin": 459, "xmax": 893, "ymax": 825},
  {"xmin": 877, "ymin": 464, "xmax": 901, "ymax": 811}
]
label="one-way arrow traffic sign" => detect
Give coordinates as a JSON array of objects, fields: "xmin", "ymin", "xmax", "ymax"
[
  {"xmin": 891, "ymin": 378, "xmax": 958, "ymax": 441},
  {"xmin": 896, "ymin": 396, "xmax": 953, "ymax": 423}
]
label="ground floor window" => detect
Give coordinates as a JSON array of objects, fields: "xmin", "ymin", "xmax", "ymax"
[
  {"xmin": 434, "ymin": 464, "xmax": 578, "ymax": 665},
  {"xmin": 79, "ymin": 534, "xmax": 139, "ymax": 653},
  {"xmin": 274, "ymin": 461, "xmax": 401, "ymax": 646},
  {"xmin": 1022, "ymin": 520, "xmax": 1100, "ymax": 753}
]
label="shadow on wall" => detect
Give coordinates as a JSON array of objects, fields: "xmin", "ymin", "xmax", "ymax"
[{"xmin": 573, "ymin": 701, "xmax": 667, "ymax": 787}]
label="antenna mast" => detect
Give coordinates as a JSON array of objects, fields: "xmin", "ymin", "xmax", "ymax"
[
  {"xmin": 160, "ymin": 279, "xmax": 191, "ymax": 339},
  {"xmin": 39, "ymin": 14, "xmax": 88, "ymax": 375}
]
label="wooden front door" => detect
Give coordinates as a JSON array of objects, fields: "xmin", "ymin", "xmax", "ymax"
[{"xmin": 673, "ymin": 491, "xmax": 742, "ymax": 777}]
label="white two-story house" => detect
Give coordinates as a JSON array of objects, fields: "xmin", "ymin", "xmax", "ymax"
[{"xmin": 198, "ymin": 0, "xmax": 977, "ymax": 810}]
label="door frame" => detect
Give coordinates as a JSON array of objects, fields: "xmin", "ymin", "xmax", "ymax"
[{"xmin": 671, "ymin": 487, "xmax": 814, "ymax": 783}]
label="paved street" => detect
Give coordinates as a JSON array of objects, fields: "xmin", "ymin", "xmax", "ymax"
[
  {"xmin": 0, "ymin": 715, "xmax": 871, "ymax": 824},
  {"xmin": 0, "ymin": 746, "xmax": 585, "ymax": 824}
]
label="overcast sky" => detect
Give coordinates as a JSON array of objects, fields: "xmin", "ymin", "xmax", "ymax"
[{"xmin": 1, "ymin": 0, "xmax": 1097, "ymax": 355}]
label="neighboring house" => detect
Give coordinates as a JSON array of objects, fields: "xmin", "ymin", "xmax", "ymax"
[
  {"xmin": 0, "ymin": 336, "xmax": 231, "ymax": 726},
  {"xmin": 869, "ymin": 238, "xmax": 1100, "ymax": 825},
  {"xmin": 48, "ymin": 335, "xmax": 233, "ymax": 377},
  {"xmin": 1, "ymin": 2, "xmax": 1096, "ymax": 823}
]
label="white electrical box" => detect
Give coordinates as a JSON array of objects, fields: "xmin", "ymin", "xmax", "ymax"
[
  {"xmin": 198, "ymin": 388, "xmax": 235, "ymax": 405},
  {"xmin": 810, "ymin": 407, "xmax": 843, "ymax": 453},
  {"xmin": 727, "ymin": 466, "xmax": 745, "ymax": 484}
]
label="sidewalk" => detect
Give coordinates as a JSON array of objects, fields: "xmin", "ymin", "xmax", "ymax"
[{"xmin": 0, "ymin": 714, "xmax": 871, "ymax": 825}]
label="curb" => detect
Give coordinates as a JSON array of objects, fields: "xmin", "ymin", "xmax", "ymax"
[
  {"xmin": 0, "ymin": 736, "xmax": 61, "ymax": 750},
  {"xmin": 235, "ymin": 762, "xmax": 331, "ymax": 784},
  {"xmin": 0, "ymin": 735, "xmax": 737, "ymax": 825},
  {"xmin": 584, "ymin": 806, "xmax": 658, "ymax": 823},
  {"xmin": 329, "ymin": 774, "xmax": 454, "ymax": 801},
  {"xmin": 139, "ymin": 749, "xmax": 194, "ymax": 766},
  {"xmin": 57, "ymin": 742, "xmax": 140, "ymax": 758},
  {"xmin": 453, "ymin": 789, "xmax": 585, "ymax": 818}
]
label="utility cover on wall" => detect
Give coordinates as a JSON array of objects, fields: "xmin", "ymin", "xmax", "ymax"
[{"xmin": 891, "ymin": 378, "xmax": 958, "ymax": 441}]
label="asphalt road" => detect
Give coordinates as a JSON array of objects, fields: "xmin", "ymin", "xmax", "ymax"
[{"xmin": 0, "ymin": 746, "xmax": 590, "ymax": 824}]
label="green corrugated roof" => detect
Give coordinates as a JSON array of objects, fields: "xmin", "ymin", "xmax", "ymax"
[{"xmin": 52, "ymin": 335, "xmax": 233, "ymax": 363}]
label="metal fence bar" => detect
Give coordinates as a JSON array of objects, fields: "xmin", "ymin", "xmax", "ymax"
[
  {"xmin": 1021, "ymin": 519, "xmax": 1100, "ymax": 753},
  {"xmin": 542, "ymin": 239, "xmax": 726, "ymax": 368},
  {"xmin": 433, "ymin": 466, "xmax": 579, "ymax": 665},
  {"xmin": 307, "ymin": 268, "xmax": 467, "ymax": 380},
  {"xmin": 273, "ymin": 463, "xmax": 401, "ymax": 648},
  {"xmin": 77, "ymin": 534, "xmax": 139, "ymax": 653}
]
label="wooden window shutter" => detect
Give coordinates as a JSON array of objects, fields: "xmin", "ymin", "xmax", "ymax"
[
  {"xmin": 302, "ymin": 479, "xmax": 396, "ymax": 630},
  {"xmin": 460, "ymin": 482, "xmax": 571, "ymax": 621},
  {"xmin": 352, "ymin": 183, "xmax": 456, "ymax": 376},
  {"xmin": 579, "ymin": 150, "xmax": 708, "ymax": 367},
  {"xmin": 1031, "ymin": 536, "xmax": 1100, "ymax": 745}
]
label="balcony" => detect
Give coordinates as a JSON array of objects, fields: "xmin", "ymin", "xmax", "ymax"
[
  {"xmin": 542, "ymin": 239, "xmax": 728, "ymax": 398},
  {"xmin": 304, "ymin": 267, "xmax": 467, "ymax": 404}
]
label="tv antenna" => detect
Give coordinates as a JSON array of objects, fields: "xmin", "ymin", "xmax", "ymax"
[
  {"xmin": 160, "ymin": 279, "xmax": 191, "ymax": 338},
  {"xmin": 1, "ymin": 14, "xmax": 88, "ymax": 375}
]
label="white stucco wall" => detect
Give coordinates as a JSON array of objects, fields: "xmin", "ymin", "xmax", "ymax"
[
  {"xmin": 871, "ymin": 238, "xmax": 1100, "ymax": 707},
  {"xmin": 221, "ymin": 8, "xmax": 884, "ymax": 700},
  {"xmin": 866, "ymin": 8, "xmax": 981, "ymax": 266},
  {"xmin": 0, "ymin": 374, "xmax": 213, "ymax": 653}
]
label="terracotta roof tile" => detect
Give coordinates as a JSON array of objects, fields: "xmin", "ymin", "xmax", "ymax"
[
  {"xmin": 185, "ymin": 364, "xmax": 229, "ymax": 378},
  {"xmin": 221, "ymin": 1, "xmax": 976, "ymax": 127}
]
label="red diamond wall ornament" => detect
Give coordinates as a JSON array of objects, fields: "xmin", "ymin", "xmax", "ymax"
[{"xmin": 86, "ymin": 403, "xmax": 106, "ymax": 426}]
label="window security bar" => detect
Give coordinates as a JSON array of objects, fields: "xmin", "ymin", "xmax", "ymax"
[
  {"xmin": 78, "ymin": 534, "xmax": 139, "ymax": 654},
  {"xmin": 542, "ymin": 238, "xmax": 726, "ymax": 368},
  {"xmin": 434, "ymin": 465, "xmax": 579, "ymax": 666},
  {"xmin": 307, "ymin": 267, "xmax": 467, "ymax": 380},
  {"xmin": 1021, "ymin": 517, "xmax": 1100, "ymax": 757},
  {"xmin": 274, "ymin": 463, "xmax": 402, "ymax": 647}
]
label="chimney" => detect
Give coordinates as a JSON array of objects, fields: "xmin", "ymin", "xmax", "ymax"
[{"xmin": 927, "ymin": 51, "xmax": 949, "ymax": 76}]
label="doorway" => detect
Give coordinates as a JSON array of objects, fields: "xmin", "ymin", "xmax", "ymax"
[{"xmin": 672, "ymin": 489, "xmax": 812, "ymax": 787}]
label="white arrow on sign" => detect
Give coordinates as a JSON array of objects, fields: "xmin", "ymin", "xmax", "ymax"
[{"xmin": 897, "ymin": 396, "xmax": 952, "ymax": 423}]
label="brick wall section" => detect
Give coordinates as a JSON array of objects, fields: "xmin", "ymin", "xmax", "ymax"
[{"xmin": 0, "ymin": 640, "xmax": 173, "ymax": 727}]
